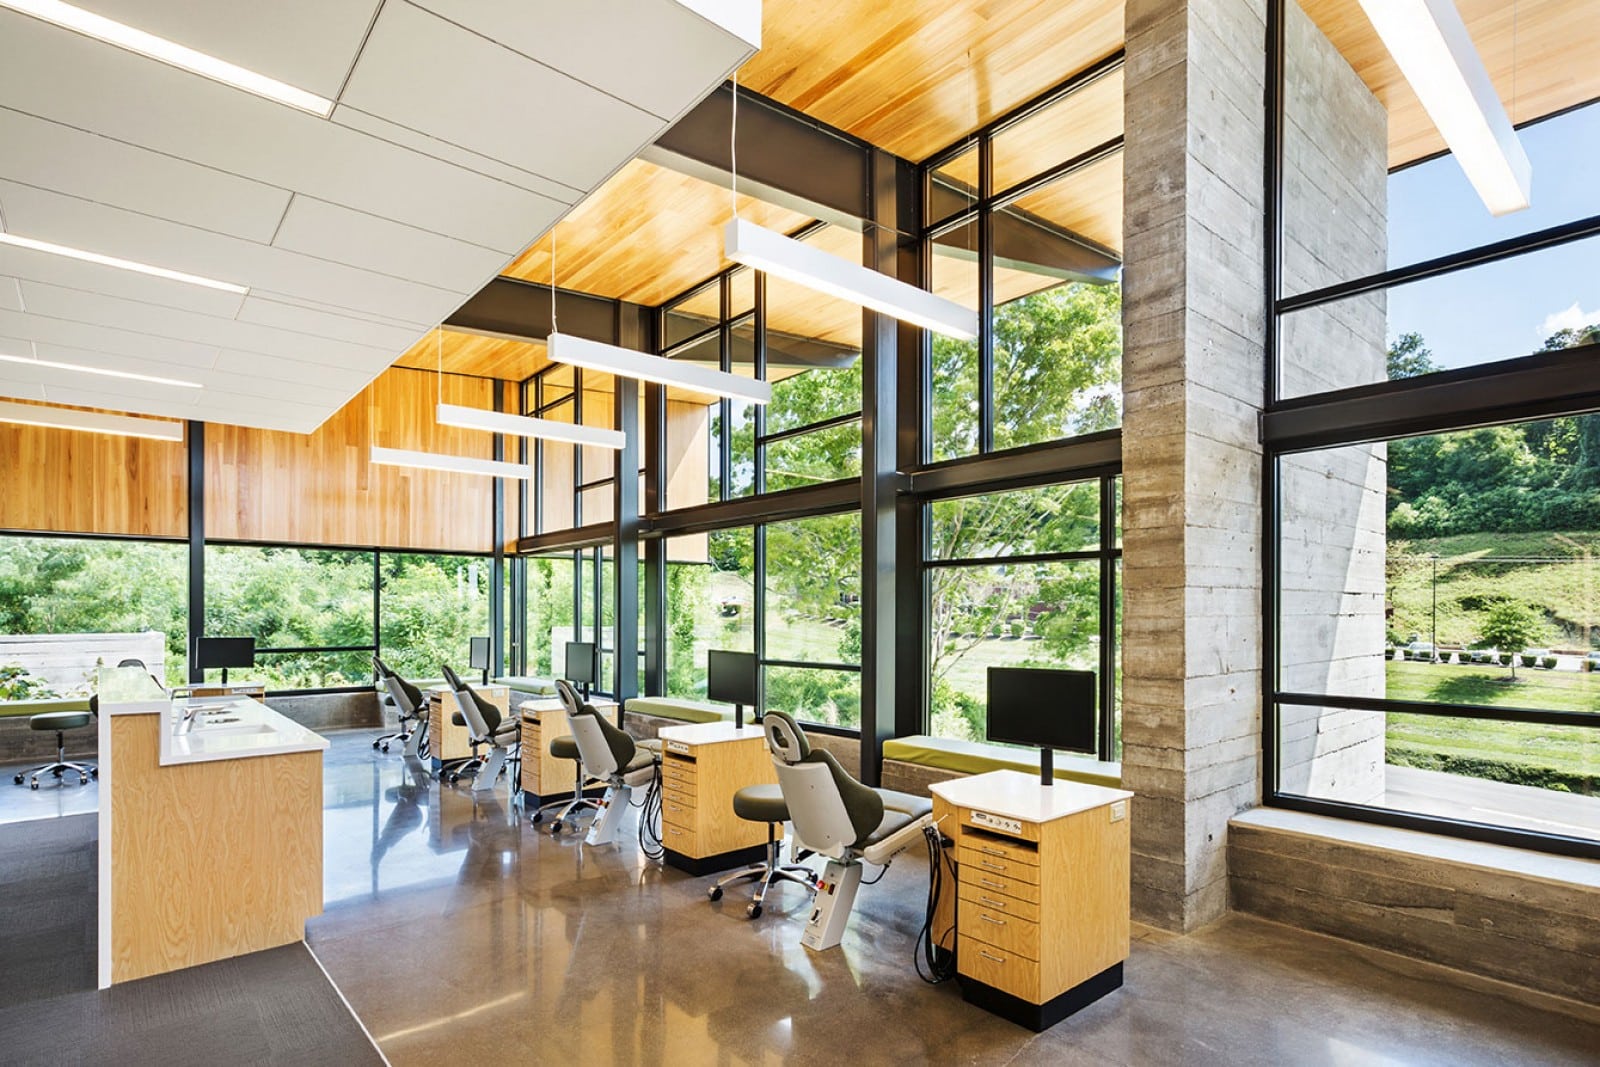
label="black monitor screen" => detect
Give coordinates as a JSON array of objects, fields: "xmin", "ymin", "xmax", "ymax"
[
  {"xmin": 706, "ymin": 650, "xmax": 758, "ymax": 707},
  {"xmin": 196, "ymin": 636, "xmax": 255, "ymax": 670},
  {"xmin": 986, "ymin": 667, "xmax": 1095, "ymax": 754},
  {"xmin": 468, "ymin": 636, "xmax": 491, "ymax": 671},
  {"xmin": 564, "ymin": 641, "xmax": 596, "ymax": 685}
]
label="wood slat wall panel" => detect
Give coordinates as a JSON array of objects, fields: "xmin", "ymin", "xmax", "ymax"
[
  {"xmin": 206, "ymin": 367, "xmax": 498, "ymax": 552},
  {"xmin": 0, "ymin": 398, "xmax": 186, "ymax": 538}
]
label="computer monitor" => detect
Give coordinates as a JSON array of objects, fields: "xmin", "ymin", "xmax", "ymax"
[
  {"xmin": 707, "ymin": 650, "xmax": 759, "ymax": 728},
  {"xmin": 564, "ymin": 640, "xmax": 596, "ymax": 698},
  {"xmin": 987, "ymin": 666, "xmax": 1096, "ymax": 786},
  {"xmin": 195, "ymin": 636, "xmax": 255, "ymax": 684},
  {"xmin": 469, "ymin": 636, "xmax": 491, "ymax": 684}
]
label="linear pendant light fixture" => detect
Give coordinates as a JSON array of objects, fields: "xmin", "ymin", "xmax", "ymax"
[
  {"xmin": 436, "ymin": 402, "xmax": 625, "ymax": 450},
  {"xmin": 548, "ymin": 332, "xmax": 772, "ymax": 405},
  {"xmin": 369, "ymin": 445, "xmax": 533, "ymax": 480},
  {"xmin": 0, "ymin": 399, "xmax": 183, "ymax": 441},
  {"xmin": 725, "ymin": 217, "xmax": 979, "ymax": 339},
  {"xmin": 0, "ymin": 351, "xmax": 202, "ymax": 389},
  {"xmin": 0, "ymin": 0, "xmax": 335, "ymax": 116},
  {"xmin": 1356, "ymin": 0, "xmax": 1531, "ymax": 216},
  {"xmin": 0, "ymin": 232, "xmax": 248, "ymax": 294}
]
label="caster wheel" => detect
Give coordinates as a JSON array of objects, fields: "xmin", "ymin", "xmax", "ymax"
[
  {"xmin": 531, "ymin": 811, "xmax": 544, "ymax": 824},
  {"xmin": 381, "ymin": 744, "xmax": 390, "ymax": 753},
  {"xmin": 52, "ymin": 768, "xmax": 63, "ymax": 778},
  {"xmin": 30, "ymin": 781, "xmax": 38, "ymax": 791},
  {"xmin": 79, "ymin": 778, "xmax": 88, "ymax": 787},
  {"xmin": 747, "ymin": 903, "xmax": 762, "ymax": 920},
  {"xmin": 551, "ymin": 822, "xmax": 563, "ymax": 834},
  {"xmin": 708, "ymin": 886, "xmax": 723, "ymax": 902},
  {"xmin": 12, "ymin": 774, "xmax": 21, "ymax": 784},
  {"xmin": 90, "ymin": 768, "xmax": 98, "ymax": 779},
  {"xmin": 371, "ymin": 740, "xmax": 380, "ymax": 749}
]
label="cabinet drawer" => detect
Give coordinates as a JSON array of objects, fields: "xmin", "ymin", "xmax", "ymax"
[
  {"xmin": 662, "ymin": 797, "xmax": 697, "ymax": 827},
  {"xmin": 958, "ymin": 934, "xmax": 1040, "ymax": 1003},
  {"xmin": 959, "ymin": 867, "xmax": 1041, "ymax": 904},
  {"xmin": 961, "ymin": 834, "xmax": 1039, "ymax": 867},
  {"xmin": 957, "ymin": 846, "xmax": 1040, "ymax": 885},
  {"xmin": 662, "ymin": 782, "xmax": 696, "ymax": 807},
  {"xmin": 960, "ymin": 900, "xmax": 1040, "ymax": 961},
  {"xmin": 662, "ymin": 821, "xmax": 698, "ymax": 855},
  {"xmin": 662, "ymin": 761, "xmax": 697, "ymax": 789},
  {"xmin": 957, "ymin": 883, "xmax": 1040, "ymax": 924}
]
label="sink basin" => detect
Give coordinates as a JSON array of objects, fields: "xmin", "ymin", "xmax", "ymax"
[{"xmin": 195, "ymin": 722, "xmax": 276, "ymax": 737}]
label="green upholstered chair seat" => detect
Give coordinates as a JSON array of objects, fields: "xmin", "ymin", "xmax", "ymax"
[
  {"xmin": 882, "ymin": 735, "xmax": 1121, "ymax": 789},
  {"xmin": 30, "ymin": 710, "xmax": 92, "ymax": 731},
  {"xmin": 493, "ymin": 676, "xmax": 558, "ymax": 696},
  {"xmin": 548, "ymin": 734, "xmax": 580, "ymax": 760},
  {"xmin": 622, "ymin": 697, "xmax": 731, "ymax": 724},
  {"xmin": 862, "ymin": 790, "xmax": 932, "ymax": 847},
  {"xmin": 732, "ymin": 783, "xmax": 788, "ymax": 823},
  {"xmin": 0, "ymin": 697, "xmax": 92, "ymax": 719}
]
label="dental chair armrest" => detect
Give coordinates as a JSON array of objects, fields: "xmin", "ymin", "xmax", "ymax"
[{"xmin": 861, "ymin": 813, "xmax": 934, "ymax": 867}]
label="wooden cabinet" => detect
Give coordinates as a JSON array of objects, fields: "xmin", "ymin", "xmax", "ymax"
[
  {"xmin": 426, "ymin": 685, "xmax": 508, "ymax": 764},
  {"xmin": 516, "ymin": 697, "xmax": 617, "ymax": 803},
  {"xmin": 930, "ymin": 771, "xmax": 1133, "ymax": 1032},
  {"xmin": 657, "ymin": 722, "xmax": 778, "ymax": 875}
]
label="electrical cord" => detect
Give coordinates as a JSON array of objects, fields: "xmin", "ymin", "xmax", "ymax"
[
  {"xmin": 635, "ymin": 767, "xmax": 665, "ymax": 860},
  {"xmin": 915, "ymin": 824, "xmax": 958, "ymax": 984}
]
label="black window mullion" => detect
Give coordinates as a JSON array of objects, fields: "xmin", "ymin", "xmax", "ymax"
[
  {"xmin": 978, "ymin": 133, "xmax": 995, "ymax": 455},
  {"xmin": 755, "ymin": 270, "xmax": 768, "ymax": 496}
]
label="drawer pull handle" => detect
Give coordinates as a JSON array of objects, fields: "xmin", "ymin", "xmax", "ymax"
[
  {"xmin": 981, "ymin": 915, "xmax": 1007, "ymax": 926},
  {"xmin": 979, "ymin": 950, "xmax": 1006, "ymax": 964},
  {"xmin": 978, "ymin": 846, "xmax": 1007, "ymax": 857},
  {"xmin": 979, "ymin": 878, "xmax": 1006, "ymax": 890},
  {"xmin": 669, "ymin": 828, "xmax": 682, "ymax": 836},
  {"xmin": 979, "ymin": 860, "xmax": 1005, "ymax": 872},
  {"xmin": 979, "ymin": 897, "xmax": 1006, "ymax": 909}
]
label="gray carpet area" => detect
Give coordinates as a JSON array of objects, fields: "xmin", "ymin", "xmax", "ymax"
[{"xmin": 0, "ymin": 813, "xmax": 384, "ymax": 1066}]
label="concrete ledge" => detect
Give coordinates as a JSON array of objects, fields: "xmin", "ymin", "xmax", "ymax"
[
  {"xmin": 1229, "ymin": 807, "xmax": 1600, "ymax": 1005},
  {"xmin": 268, "ymin": 691, "xmax": 383, "ymax": 732},
  {"xmin": 0, "ymin": 713, "xmax": 97, "ymax": 762},
  {"xmin": 880, "ymin": 736, "xmax": 1120, "ymax": 797},
  {"xmin": 623, "ymin": 709, "xmax": 859, "ymax": 780}
]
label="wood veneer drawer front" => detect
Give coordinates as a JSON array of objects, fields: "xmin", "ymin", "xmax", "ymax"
[
  {"xmin": 957, "ymin": 846, "xmax": 1041, "ymax": 885},
  {"xmin": 662, "ymin": 821, "xmax": 698, "ymax": 854},
  {"xmin": 663, "ymin": 798, "xmax": 697, "ymax": 826},
  {"xmin": 957, "ymin": 883, "xmax": 1041, "ymax": 923},
  {"xmin": 662, "ymin": 760, "xmax": 697, "ymax": 787},
  {"xmin": 960, "ymin": 900, "xmax": 1040, "ymax": 961},
  {"xmin": 959, "ymin": 867, "xmax": 1041, "ymax": 904},
  {"xmin": 962, "ymin": 834, "xmax": 1040, "ymax": 867},
  {"xmin": 958, "ymin": 934, "xmax": 1040, "ymax": 1003},
  {"xmin": 662, "ymin": 782, "xmax": 696, "ymax": 806}
]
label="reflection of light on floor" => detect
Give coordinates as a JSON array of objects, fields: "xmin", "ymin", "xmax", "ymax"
[
  {"xmin": 1469, "ymin": 807, "xmax": 1594, "ymax": 834},
  {"xmin": 375, "ymin": 990, "xmax": 526, "ymax": 1044}
]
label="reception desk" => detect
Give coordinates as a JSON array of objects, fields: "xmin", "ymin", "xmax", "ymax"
[{"xmin": 96, "ymin": 668, "xmax": 327, "ymax": 987}]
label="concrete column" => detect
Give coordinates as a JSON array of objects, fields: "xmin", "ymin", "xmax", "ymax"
[{"xmin": 1121, "ymin": 0, "xmax": 1270, "ymax": 931}]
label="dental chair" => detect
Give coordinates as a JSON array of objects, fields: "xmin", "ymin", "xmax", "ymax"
[
  {"xmin": 441, "ymin": 664, "xmax": 520, "ymax": 793},
  {"xmin": 764, "ymin": 711, "xmax": 934, "ymax": 951},
  {"xmin": 373, "ymin": 656, "xmax": 428, "ymax": 757},
  {"xmin": 565, "ymin": 695, "xmax": 662, "ymax": 849},
  {"xmin": 530, "ymin": 680, "xmax": 606, "ymax": 833}
]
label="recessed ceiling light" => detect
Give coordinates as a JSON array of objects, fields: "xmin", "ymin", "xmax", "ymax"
[
  {"xmin": 0, "ymin": 232, "xmax": 248, "ymax": 294},
  {"xmin": 369, "ymin": 445, "xmax": 534, "ymax": 480},
  {"xmin": 0, "ymin": 0, "xmax": 335, "ymax": 117},
  {"xmin": 436, "ymin": 403, "xmax": 625, "ymax": 450},
  {"xmin": 0, "ymin": 398, "xmax": 183, "ymax": 441},
  {"xmin": 0, "ymin": 351, "xmax": 203, "ymax": 389}
]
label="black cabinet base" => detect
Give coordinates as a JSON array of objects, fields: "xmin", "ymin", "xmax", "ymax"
[
  {"xmin": 960, "ymin": 962, "xmax": 1123, "ymax": 1031},
  {"xmin": 663, "ymin": 843, "xmax": 768, "ymax": 876}
]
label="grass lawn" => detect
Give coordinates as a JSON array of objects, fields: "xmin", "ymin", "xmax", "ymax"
[{"xmin": 1385, "ymin": 659, "xmax": 1600, "ymax": 714}]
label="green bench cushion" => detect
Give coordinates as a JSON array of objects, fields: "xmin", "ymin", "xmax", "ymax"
[
  {"xmin": 494, "ymin": 676, "xmax": 558, "ymax": 696},
  {"xmin": 0, "ymin": 697, "xmax": 93, "ymax": 719},
  {"xmin": 623, "ymin": 697, "xmax": 732, "ymax": 724},
  {"xmin": 883, "ymin": 735, "xmax": 1121, "ymax": 789}
]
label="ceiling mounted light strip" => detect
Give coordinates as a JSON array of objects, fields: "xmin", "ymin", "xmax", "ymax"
[
  {"xmin": 0, "ymin": 0, "xmax": 335, "ymax": 116},
  {"xmin": 0, "ymin": 399, "xmax": 183, "ymax": 441},
  {"xmin": 548, "ymin": 332, "xmax": 772, "ymax": 405},
  {"xmin": 369, "ymin": 445, "xmax": 533, "ymax": 480},
  {"xmin": 0, "ymin": 351, "xmax": 202, "ymax": 389},
  {"xmin": 1356, "ymin": 0, "xmax": 1531, "ymax": 215},
  {"xmin": 0, "ymin": 232, "xmax": 248, "ymax": 294},
  {"xmin": 724, "ymin": 218, "xmax": 979, "ymax": 339},
  {"xmin": 436, "ymin": 402, "xmax": 625, "ymax": 450}
]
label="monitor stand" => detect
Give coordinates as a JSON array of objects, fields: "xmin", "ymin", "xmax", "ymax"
[
  {"xmin": 220, "ymin": 667, "xmax": 229, "ymax": 685},
  {"xmin": 733, "ymin": 703, "xmax": 744, "ymax": 730},
  {"xmin": 1039, "ymin": 745, "xmax": 1054, "ymax": 787},
  {"xmin": 480, "ymin": 667, "xmax": 489, "ymax": 686},
  {"xmin": 581, "ymin": 682, "xmax": 591, "ymax": 702}
]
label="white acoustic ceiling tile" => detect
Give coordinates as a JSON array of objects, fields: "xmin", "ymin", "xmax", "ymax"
[
  {"xmin": 0, "ymin": 180, "xmax": 463, "ymax": 323},
  {"xmin": 0, "ymin": 242, "xmax": 248, "ymax": 318},
  {"xmin": 0, "ymin": 380, "xmax": 47, "ymax": 402},
  {"xmin": 0, "ymin": 106, "xmax": 291, "ymax": 242},
  {"xmin": 40, "ymin": 377, "xmax": 203, "ymax": 410},
  {"xmin": 272, "ymin": 196, "xmax": 511, "ymax": 293},
  {"xmin": 0, "ymin": 276, "xmax": 22, "ymax": 311},
  {"xmin": 329, "ymin": 105, "xmax": 580, "ymax": 205},
  {"xmin": 211, "ymin": 350, "xmax": 373, "ymax": 392},
  {"xmin": 414, "ymin": 0, "xmax": 757, "ymax": 121},
  {"xmin": 0, "ymin": 306, "xmax": 219, "ymax": 367},
  {"xmin": 65, "ymin": 0, "xmax": 383, "ymax": 99},
  {"xmin": 15, "ymin": 282, "xmax": 389, "ymax": 368},
  {"xmin": 236, "ymin": 295, "xmax": 423, "ymax": 352},
  {"xmin": 243, "ymin": 289, "xmax": 436, "ymax": 331},
  {"xmin": 341, "ymin": 1, "xmax": 662, "ymax": 190},
  {"xmin": 29, "ymin": 339, "xmax": 212, "ymax": 380},
  {"xmin": 0, "ymin": 14, "xmax": 565, "ymax": 252},
  {"xmin": 37, "ymin": 382, "xmax": 314, "ymax": 433}
]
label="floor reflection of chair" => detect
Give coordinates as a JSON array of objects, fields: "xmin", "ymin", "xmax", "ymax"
[{"xmin": 372, "ymin": 755, "xmax": 433, "ymax": 875}]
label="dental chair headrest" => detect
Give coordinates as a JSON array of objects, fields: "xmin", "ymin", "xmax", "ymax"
[{"xmin": 764, "ymin": 710, "xmax": 811, "ymax": 763}]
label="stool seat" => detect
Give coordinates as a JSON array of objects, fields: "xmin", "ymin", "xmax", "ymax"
[
  {"xmin": 30, "ymin": 711, "xmax": 91, "ymax": 732},
  {"xmin": 732, "ymin": 783, "xmax": 789, "ymax": 823},
  {"xmin": 549, "ymin": 734, "xmax": 579, "ymax": 760}
]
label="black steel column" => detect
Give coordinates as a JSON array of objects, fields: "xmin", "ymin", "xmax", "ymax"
[
  {"xmin": 1099, "ymin": 474, "xmax": 1118, "ymax": 760},
  {"xmin": 186, "ymin": 420, "xmax": 204, "ymax": 683},
  {"xmin": 895, "ymin": 223, "xmax": 928, "ymax": 741},
  {"xmin": 490, "ymin": 380, "xmax": 506, "ymax": 676},
  {"xmin": 642, "ymin": 302, "xmax": 668, "ymax": 696},
  {"xmin": 613, "ymin": 308, "xmax": 643, "ymax": 710}
]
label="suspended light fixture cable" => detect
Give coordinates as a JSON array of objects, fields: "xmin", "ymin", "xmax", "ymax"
[
  {"xmin": 436, "ymin": 324, "xmax": 443, "ymax": 406},
  {"xmin": 549, "ymin": 228, "xmax": 558, "ymax": 335},
  {"xmin": 729, "ymin": 71, "xmax": 739, "ymax": 221}
]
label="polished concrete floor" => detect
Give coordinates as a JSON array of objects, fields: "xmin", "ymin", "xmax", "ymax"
[{"xmin": 305, "ymin": 730, "xmax": 1600, "ymax": 1067}]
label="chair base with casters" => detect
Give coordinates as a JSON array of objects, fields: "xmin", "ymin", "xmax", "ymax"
[
  {"xmin": 707, "ymin": 783, "xmax": 818, "ymax": 919},
  {"xmin": 584, "ymin": 738, "xmax": 661, "ymax": 846},
  {"xmin": 14, "ymin": 712, "xmax": 97, "ymax": 790},
  {"xmin": 800, "ymin": 793, "xmax": 931, "ymax": 950},
  {"xmin": 529, "ymin": 734, "xmax": 603, "ymax": 833}
]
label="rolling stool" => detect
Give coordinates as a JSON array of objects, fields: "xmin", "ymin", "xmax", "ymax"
[
  {"xmin": 530, "ymin": 734, "xmax": 603, "ymax": 833},
  {"xmin": 708, "ymin": 783, "xmax": 818, "ymax": 919},
  {"xmin": 14, "ymin": 708, "xmax": 97, "ymax": 790}
]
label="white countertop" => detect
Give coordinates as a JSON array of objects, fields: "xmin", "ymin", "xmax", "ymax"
[
  {"xmin": 161, "ymin": 695, "xmax": 329, "ymax": 766},
  {"xmin": 930, "ymin": 769, "xmax": 1133, "ymax": 824},
  {"xmin": 657, "ymin": 720, "xmax": 768, "ymax": 747}
]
